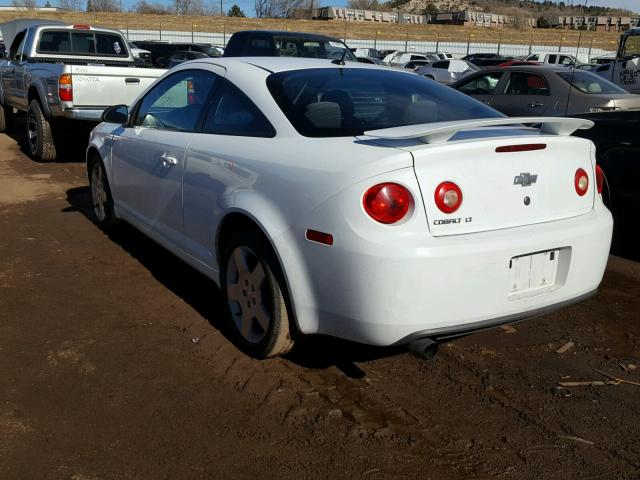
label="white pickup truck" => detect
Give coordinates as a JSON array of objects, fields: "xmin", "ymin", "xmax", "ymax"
[
  {"xmin": 0, "ymin": 20, "xmax": 164, "ymax": 161},
  {"xmin": 593, "ymin": 28, "xmax": 640, "ymax": 95}
]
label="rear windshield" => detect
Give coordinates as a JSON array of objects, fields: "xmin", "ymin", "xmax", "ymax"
[
  {"xmin": 267, "ymin": 68, "xmax": 502, "ymax": 137},
  {"xmin": 273, "ymin": 37, "xmax": 357, "ymax": 61},
  {"xmin": 557, "ymin": 70, "xmax": 628, "ymax": 94},
  {"xmin": 38, "ymin": 30, "xmax": 128, "ymax": 57}
]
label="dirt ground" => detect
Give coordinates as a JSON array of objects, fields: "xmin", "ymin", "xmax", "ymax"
[{"xmin": 1, "ymin": 121, "xmax": 640, "ymax": 480}]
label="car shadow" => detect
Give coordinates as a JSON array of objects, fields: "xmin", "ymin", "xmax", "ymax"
[
  {"xmin": 64, "ymin": 186, "xmax": 409, "ymax": 377},
  {"xmin": 5, "ymin": 112, "xmax": 92, "ymax": 163}
]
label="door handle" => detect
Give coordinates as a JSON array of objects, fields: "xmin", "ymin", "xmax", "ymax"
[
  {"xmin": 529, "ymin": 102, "xmax": 544, "ymax": 108},
  {"xmin": 125, "ymin": 77, "xmax": 140, "ymax": 84},
  {"xmin": 161, "ymin": 154, "xmax": 178, "ymax": 166}
]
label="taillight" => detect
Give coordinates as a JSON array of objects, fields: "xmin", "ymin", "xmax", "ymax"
[
  {"xmin": 363, "ymin": 183, "xmax": 412, "ymax": 224},
  {"xmin": 59, "ymin": 74, "xmax": 73, "ymax": 102},
  {"xmin": 434, "ymin": 181, "xmax": 463, "ymax": 214},
  {"xmin": 72, "ymin": 24, "xmax": 91, "ymax": 30},
  {"xmin": 495, "ymin": 144, "xmax": 547, "ymax": 153},
  {"xmin": 574, "ymin": 168, "xmax": 589, "ymax": 196},
  {"xmin": 595, "ymin": 165, "xmax": 604, "ymax": 194}
]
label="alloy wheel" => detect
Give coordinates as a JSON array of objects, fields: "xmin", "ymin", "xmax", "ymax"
[
  {"xmin": 90, "ymin": 162, "xmax": 107, "ymax": 222},
  {"xmin": 225, "ymin": 246, "xmax": 273, "ymax": 344}
]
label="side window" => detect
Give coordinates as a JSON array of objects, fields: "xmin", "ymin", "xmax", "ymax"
[
  {"xmin": 547, "ymin": 54, "xmax": 557, "ymax": 64},
  {"xmin": 529, "ymin": 54, "xmax": 539, "ymax": 62},
  {"xmin": 134, "ymin": 69, "xmax": 217, "ymax": 131},
  {"xmin": 244, "ymin": 36, "xmax": 272, "ymax": 56},
  {"xmin": 434, "ymin": 61, "xmax": 450, "ymax": 69},
  {"xmin": 559, "ymin": 55, "xmax": 574, "ymax": 65},
  {"xmin": 13, "ymin": 33, "xmax": 27, "ymax": 60},
  {"xmin": 504, "ymin": 72, "xmax": 549, "ymax": 95},
  {"xmin": 457, "ymin": 72, "xmax": 503, "ymax": 95},
  {"xmin": 202, "ymin": 80, "xmax": 275, "ymax": 138}
]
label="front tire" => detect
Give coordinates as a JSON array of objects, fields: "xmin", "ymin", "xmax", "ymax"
[
  {"xmin": 27, "ymin": 99, "xmax": 57, "ymax": 162},
  {"xmin": 221, "ymin": 231, "xmax": 295, "ymax": 358},
  {"xmin": 88, "ymin": 156, "xmax": 119, "ymax": 231}
]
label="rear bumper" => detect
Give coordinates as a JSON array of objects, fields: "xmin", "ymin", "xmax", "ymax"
[
  {"xmin": 62, "ymin": 108, "xmax": 105, "ymax": 121},
  {"xmin": 289, "ymin": 201, "xmax": 613, "ymax": 346}
]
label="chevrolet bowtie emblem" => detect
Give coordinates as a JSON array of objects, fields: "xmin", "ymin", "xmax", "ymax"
[{"xmin": 513, "ymin": 173, "xmax": 538, "ymax": 187}]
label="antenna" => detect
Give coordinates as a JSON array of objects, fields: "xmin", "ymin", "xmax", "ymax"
[{"xmin": 564, "ymin": 29, "xmax": 582, "ymax": 116}]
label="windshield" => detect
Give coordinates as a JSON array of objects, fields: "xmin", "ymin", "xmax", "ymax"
[
  {"xmin": 557, "ymin": 70, "xmax": 628, "ymax": 94},
  {"xmin": 202, "ymin": 46, "xmax": 222, "ymax": 57},
  {"xmin": 267, "ymin": 68, "xmax": 503, "ymax": 137},
  {"xmin": 274, "ymin": 37, "xmax": 357, "ymax": 61}
]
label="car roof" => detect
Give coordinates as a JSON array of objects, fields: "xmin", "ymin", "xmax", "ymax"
[{"xmin": 190, "ymin": 56, "xmax": 409, "ymax": 74}]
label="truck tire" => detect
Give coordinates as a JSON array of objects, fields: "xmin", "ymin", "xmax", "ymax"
[
  {"xmin": 27, "ymin": 99, "xmax": 57, "ymax": 162},
  {"xmin": 0, "ymin": 104, "xmax": 12, "ymax": 133}
]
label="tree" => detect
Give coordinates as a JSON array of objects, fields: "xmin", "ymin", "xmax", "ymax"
[
  {"xmin": 87, "ymin": 0, "xmax": 118, "ymax": 11},
  {"xmin": 422, "ymin": 2, "xmax": 437, "ymax": 13},
  {"xmin": 131, "ymin": 0, "xmax": 168, "ymax": 13},
  {"xmin": 227, "ymin": 3, "xmax": 245, "ymax": 16},
  {"xmin": 536, "ymin": 15, "xmax": 550, "ymax": 28},
  {"xmin": 58, "ymin": 0, "xmax": 85, "ymax": 10},
  {"xmin": 11, "ymin": 0, "xmax": 38, "ymax": 10}
]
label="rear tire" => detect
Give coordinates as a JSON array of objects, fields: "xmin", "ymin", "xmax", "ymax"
[
  {"xmin": 0, "ymin": 104, "xmax": 12, "ymax": 133},
  {"xmin": 221, "ymin": 231, "xmax": 295, "ymax": 358},
  {"xmin": 27, "ymin": 99, "xmax": 57, "ymax": 162},
  {"xmin": 87, "ymin": 155, "xmax": 119, "ymax": 231}
]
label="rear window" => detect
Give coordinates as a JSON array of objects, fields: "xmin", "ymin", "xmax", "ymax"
[
  {"xmin": 557, "ymin": 70, "xmax": 628, "ymax": 94},
  {"xmin": 267, "ymin": 68, "xmax": 502, "ymax": 138},
  {"xmin": 38, "ymin": 30, "xmax": 127, "ymax": 57},
  {"xmin": 273, "ymin": 36, "xmax": 357, "ymax": 61}
]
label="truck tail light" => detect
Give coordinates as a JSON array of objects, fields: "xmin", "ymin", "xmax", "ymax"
[
  {"xmin": 595, "ymin": 165, "xmax": 604, "ymax": 195},
  {"xmin": 363, "ymin": 183, "xmax": 412, "ymax": 224},
  {"xmin": 72, "ymin": 24, "xmax": 91, "ymax": 30},
  {"xmin": 574, "ymin": 168, "xmax": 589, "ymax": 196},
  {"xmin": 59, "ymin": 74, "xmax": 73, "ymax": 102},
  {"xmin": 434, "ymin": 181, "xmax": 463, "ymax": 214}
]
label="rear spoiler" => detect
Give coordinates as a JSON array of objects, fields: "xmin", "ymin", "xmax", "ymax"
[{"xmin": 364, "ymin": 117, "xmax": 594, "ymax": 145}]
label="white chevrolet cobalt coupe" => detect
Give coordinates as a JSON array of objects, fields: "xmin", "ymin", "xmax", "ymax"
[{"xmin": 88, "ymin": 58, "xmax": 613, "ymax": 358}]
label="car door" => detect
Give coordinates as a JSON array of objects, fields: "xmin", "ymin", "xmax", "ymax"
[
  {"xmin": 182, "ymin": 78, "xmax": 275, "ymax": 268},
  {"xmin": 110, "ymin": 68, "xmax": 218, "ymax": 247},
  {"xmin": 490, "ymin": 71, "xmax": 551, "ymax": 116},
  {"xmin": 2, "ymin": 30, "xmax": 27, "ymax": 107},
  {"xmin": 454, "ymin": 71, "xmax": 505, "ymax": 107},
  {"xmin": 432, "ymin": 60, "xmax": 450, "ymax": 83}
]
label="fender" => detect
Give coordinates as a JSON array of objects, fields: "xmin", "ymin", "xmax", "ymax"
[
  {"xmin": 216, "ymin": 195, "xmax": 318, "ymax": 334},
  {"xmin": 26, "ymin": 77, "xmax": 52, "ymax": 117}
]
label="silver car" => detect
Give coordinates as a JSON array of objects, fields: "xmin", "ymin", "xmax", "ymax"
[
  {"xmin": 453, "ymin": 66, "xmax": 640, "ymax": 116},
  {"xmin": 415, "ymin": 59, "xmax": 479, "ymax": 85}
]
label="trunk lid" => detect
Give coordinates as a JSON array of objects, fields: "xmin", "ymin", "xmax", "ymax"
[
  {"xmin": 68, "ymin": 65, "xmax": 164, "ymax": 107},
  {"xmin": 404, "ymin": 134, "xmax": 595, "ymax": 236}
]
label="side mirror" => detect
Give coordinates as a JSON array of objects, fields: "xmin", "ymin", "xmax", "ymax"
[{"xmin": 102, "ymin": 104, "xmax": 128, "ymax": 124}]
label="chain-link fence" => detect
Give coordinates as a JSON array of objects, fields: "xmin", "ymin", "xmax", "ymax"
[{"xmin": 124, "ymin": 27, "xmax": 615, "ymax": 60}]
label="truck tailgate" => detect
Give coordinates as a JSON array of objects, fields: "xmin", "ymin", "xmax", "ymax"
[{"xmin": 68, "ymin": 66, "xmax": 165, "ymax": 107}]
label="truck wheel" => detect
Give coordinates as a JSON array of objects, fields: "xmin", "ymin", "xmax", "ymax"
[
  {"xmin": 0, "ymin": 105, "xmax": 12, "ymax": 133},
  {"xmin": 27, "ymin": 100, "xmax": 57, "ymax": 162}
]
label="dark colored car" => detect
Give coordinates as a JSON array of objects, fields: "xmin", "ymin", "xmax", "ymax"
[
  {"xmin": 0, "ymin": 41, "xmax": 6, "ymax": 59},
  {"xmin": 462, "ymin": 53, "xmax": 502, "ymax": 62},
  {"xmin": 570, "ymin": 111, "xmax": 640, "ymax": 260},
  {"xmin": 472, "ymin": 57, "xmax": 513, "ymax": 68},
  {"xmin": 452, "ymin": 66, "xmax": 640, "ymax": 116},
  {"xmin": 167, "ymin": 50, "xmax": 209, "ymax": 68},
  {"xmin": 132, "ymin": 41, "xmax": 221, "ymax": 67},
  {"xmin": 223, "ymin": 30, "xmax": 357, "ymax": 62}
]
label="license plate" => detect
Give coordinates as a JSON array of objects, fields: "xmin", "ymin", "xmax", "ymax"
[{"xmin": 509, "ymin": 250, "xmax": 559, "ymax": 294}]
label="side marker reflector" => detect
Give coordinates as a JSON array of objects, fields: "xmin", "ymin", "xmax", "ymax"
[{"xmin": 306, "ymin": 229, "xmax": 333, "ymax": 246}]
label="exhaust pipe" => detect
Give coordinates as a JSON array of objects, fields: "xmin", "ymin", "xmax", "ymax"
[{"xmin": 408, "ymin": 337, "xmax": 439, "ymax": 360}]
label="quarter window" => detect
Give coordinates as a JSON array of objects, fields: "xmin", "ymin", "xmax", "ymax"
[
  {"xmin": 134, "ymin": 70, "xmax": 217, "ymax": 131},
  {"xmin": 504, "ymin": 72, "xmax": 549, "ymax": 95},
  {"xmin": 203, "ymin": 80, "xmax": 275, "ymax": 138}
]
